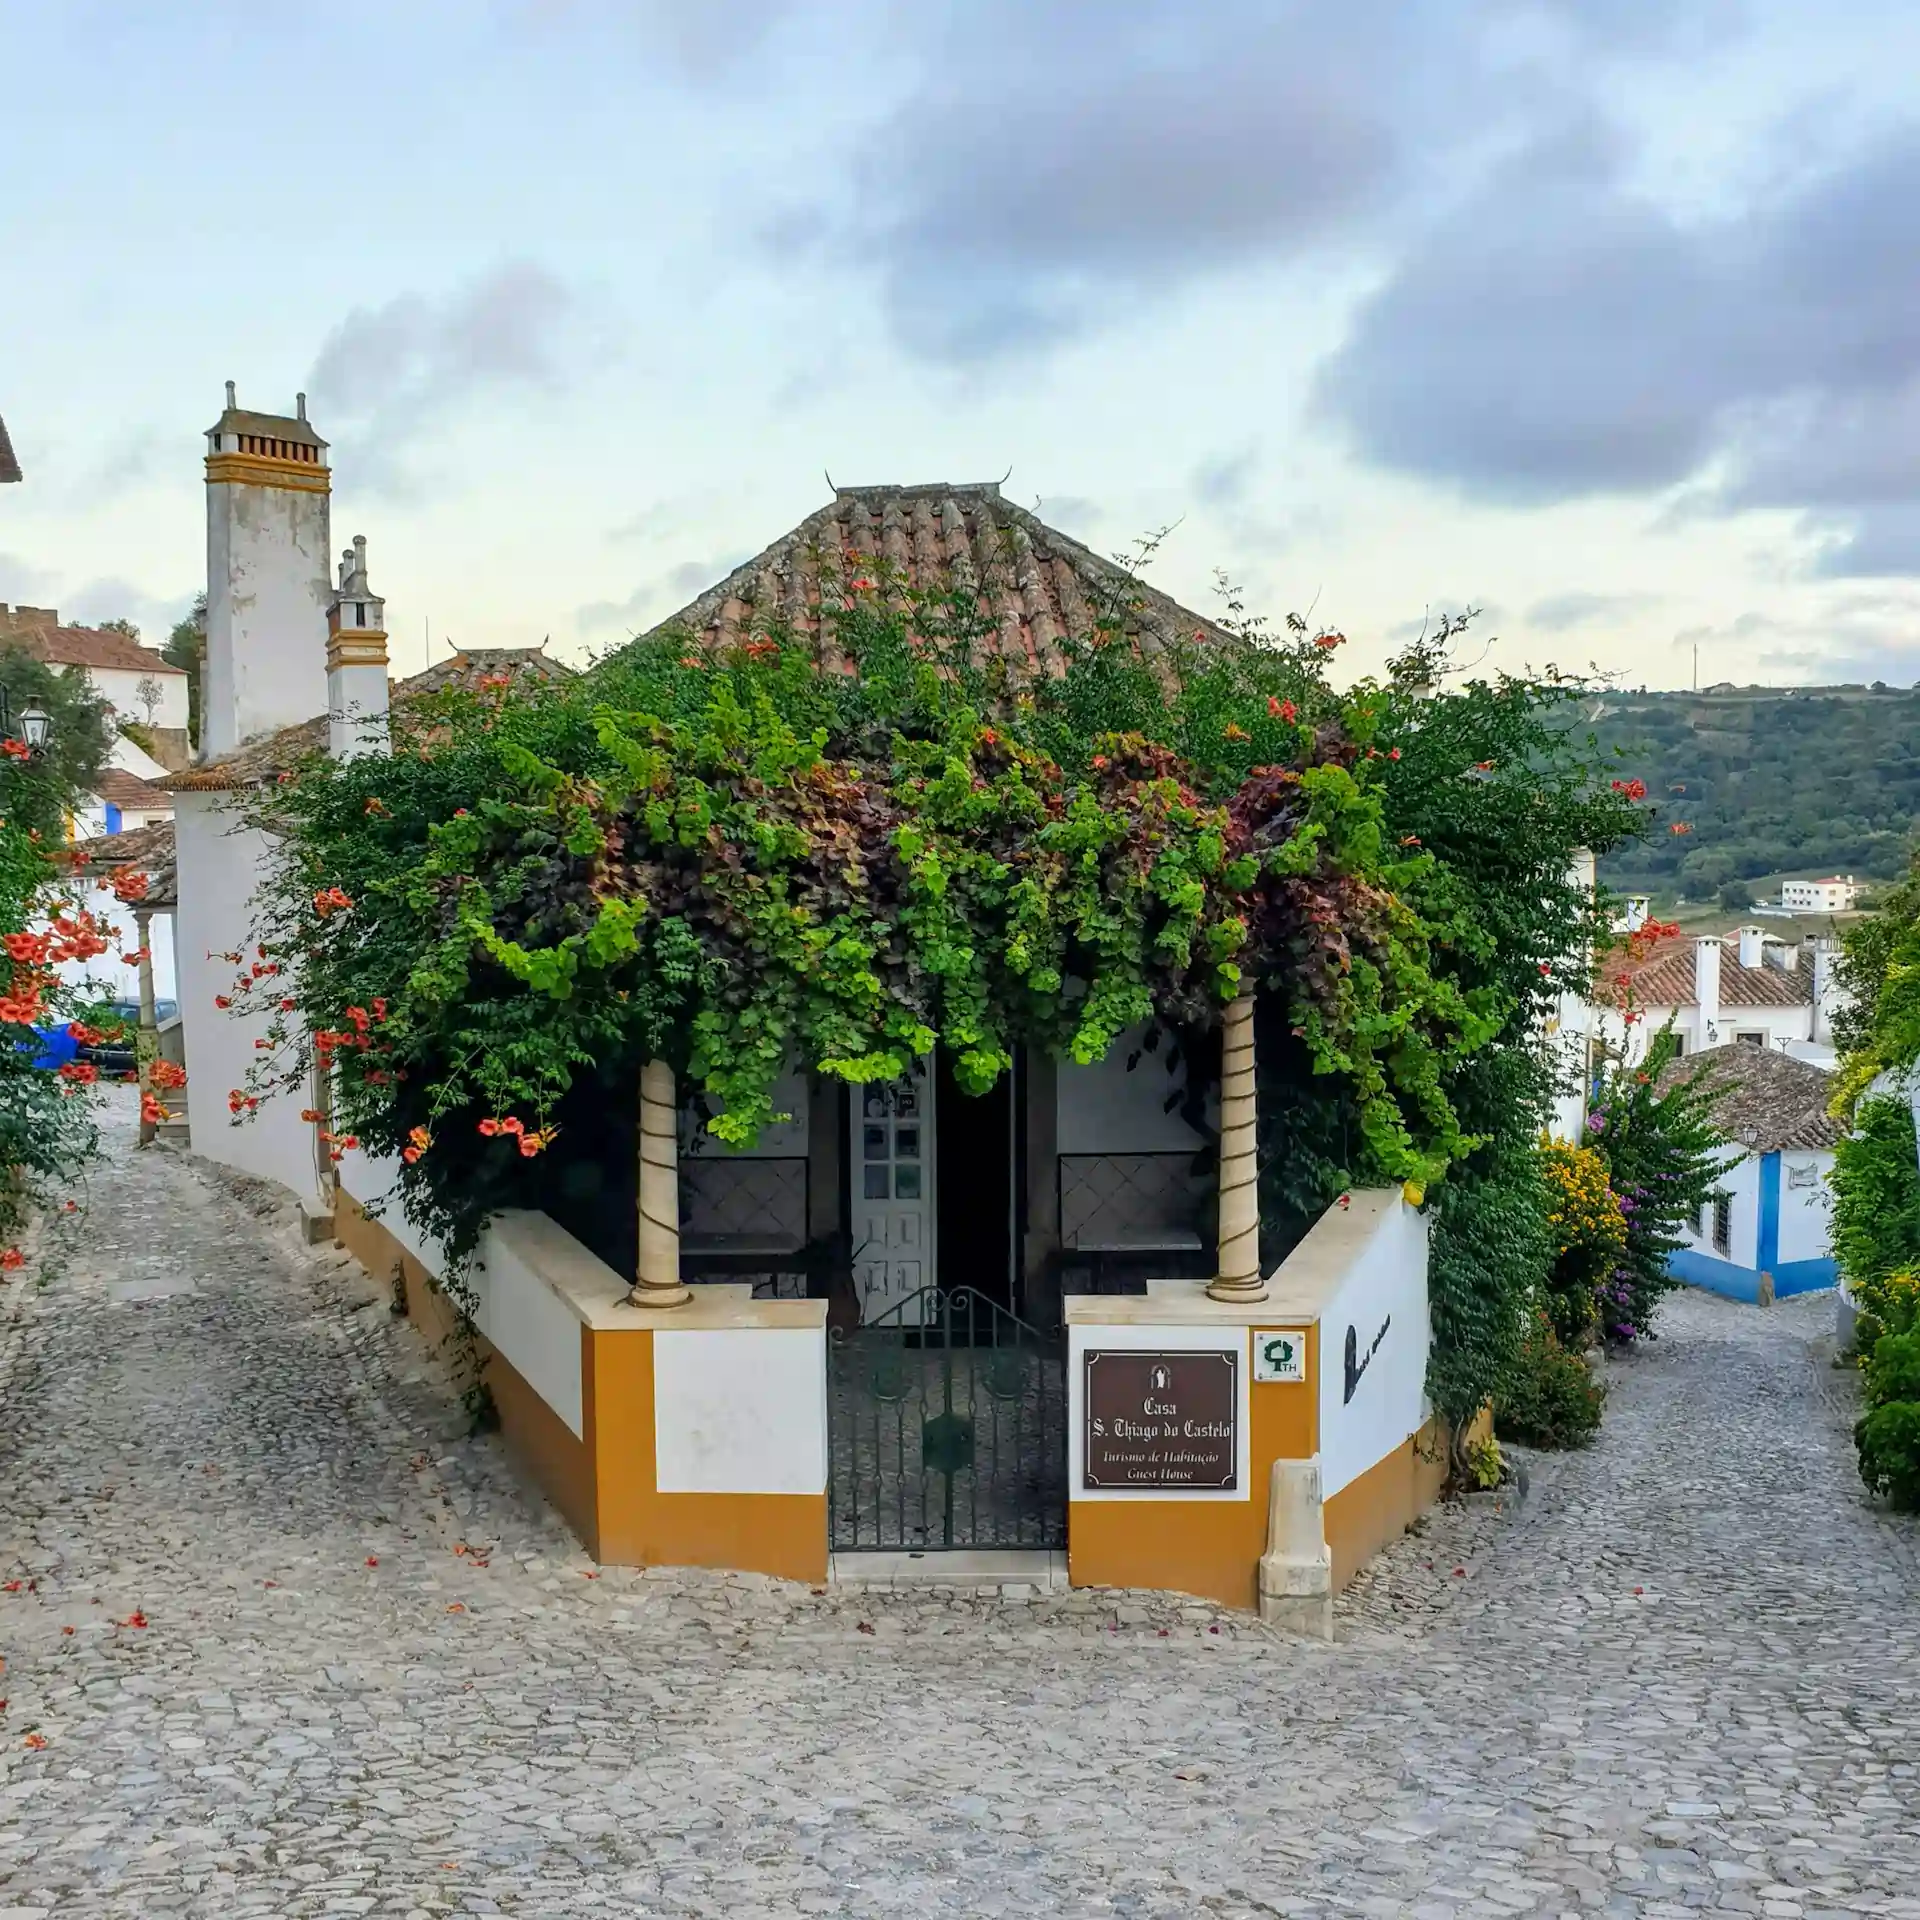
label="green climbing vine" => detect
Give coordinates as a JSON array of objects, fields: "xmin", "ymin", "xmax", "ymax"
[{"xmin": 230, "ymin": 562, "xmax": 1641, "ymax": 1415}]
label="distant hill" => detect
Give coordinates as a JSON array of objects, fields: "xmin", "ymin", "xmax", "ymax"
[{"xmin": 1582, "ymin": 684, "xmax": 1920, "ymax": 898}]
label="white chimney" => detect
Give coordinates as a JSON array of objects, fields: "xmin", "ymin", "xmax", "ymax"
[
  {"xmin": 1778, "ymin": 940, "xmax": 1799, "ymax": 973},
  {"xmin": 1694, "ymin": 936, "xmax": 1722, "ymax": 1048},
  {"xmin": 1624, "ymin": 895, "xmax": 1650, "ymax": 933},
  {"xmin": 1737, "ymin": 925, "xmax": 1764, "ymax": 969},
  {"xmin": 326, "ymin": 534, "xmax": 391, "ymax": 760},
  {"xmin": 1810, "ymin": 935, "xmax": 1842, "ymax": 1044},
  {"xmin": 202, "ymin": 383, "xmax": 332, "ymax": 757}
]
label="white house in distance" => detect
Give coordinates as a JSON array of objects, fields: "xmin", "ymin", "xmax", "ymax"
[
  {"xmin": 1593, "ymin": 924, "xmax": 1845, "ymax": 1068},
  {"xmin": 0, "ymin": 604, "xmax": 188, "ymax": 843},
  {"xmin": 1780, "ymin": 876, "xmax": 1860, "ymax": 913},
  {"xmin": 1656, "ymin": 1044, "xmax": 1840, "ymax": 1302}
]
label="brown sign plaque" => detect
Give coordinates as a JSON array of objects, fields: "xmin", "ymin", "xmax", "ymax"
[{"xmin": 1082, "ymin": 1349, "xmax": 1238, "ymax": 1491}]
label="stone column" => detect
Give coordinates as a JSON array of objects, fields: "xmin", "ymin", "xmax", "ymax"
[
  {"xmin": 134, "ymin": 909, "xmax": 158, "ymax": 1147},
  {"xmin": 1208, "ymin": 986, "xmax": 1267, "ymax": 1304},
  {"xmin": 631, "ymin": 1058, "xmax": 690, "ymax": 1308}
]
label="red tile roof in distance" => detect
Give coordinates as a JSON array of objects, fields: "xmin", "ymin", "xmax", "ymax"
[
  {"xmin": 14, "ymin": 625, "xmax": 187, "ymax": 677},
  {"xmin": 1612, "ymin": 931, "xmax": 1813, "ymax": 1008}
]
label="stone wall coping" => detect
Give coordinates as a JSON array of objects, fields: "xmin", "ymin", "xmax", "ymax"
[
  {"xmin": 1063, "ymin": 1187, "xmax": 1404, "ymax": 1327},
  {"xmin": 483, "ymin": 1209, "xmax": 827, "ymax": 1333}
]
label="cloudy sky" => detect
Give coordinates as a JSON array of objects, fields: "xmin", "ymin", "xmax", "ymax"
[{"xmin": 5, "ymin": 0, "xmax": 1920, "ymax": 687}]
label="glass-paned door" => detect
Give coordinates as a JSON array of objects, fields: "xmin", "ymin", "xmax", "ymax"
[{"xmin": 849, "ymin": 1059, "xmax": 934, "ymax": 1324}]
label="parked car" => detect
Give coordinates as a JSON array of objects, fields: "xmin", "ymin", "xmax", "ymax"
[{"xmin": 76, "ymin": 999, "xmax": 177, "ymax": 1076}]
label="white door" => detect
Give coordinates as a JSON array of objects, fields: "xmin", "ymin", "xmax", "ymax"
[{"xmin": 850, "ymin": 1059, "xmax": 935, "ymax": 1324}]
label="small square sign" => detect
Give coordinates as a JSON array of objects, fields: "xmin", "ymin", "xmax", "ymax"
[{"xmin": 1253, "ymin": 1328, "xmax": 1308, "ymax": 1384}]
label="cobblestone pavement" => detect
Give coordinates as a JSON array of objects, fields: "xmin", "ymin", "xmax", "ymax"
[{"xmin": 1, "ymin": 1095, "xmax": 1916, "ymax": 1917}]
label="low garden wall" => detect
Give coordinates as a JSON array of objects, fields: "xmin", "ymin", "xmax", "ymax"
[
  {"xmin": 1067, "ymin": 1189, "xmax": 1451, "ymax": 1612},
  {"xmin": 337, "ymin": 1173, "xmax": 1452, "ymax": 1614},
  {"xmin": 336, "ymin": 1172, "xmax": 829, "ymax": 1584}
]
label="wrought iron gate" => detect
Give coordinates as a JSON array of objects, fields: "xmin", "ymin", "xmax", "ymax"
[{"xmin": 828, "ymin": 1286, "xmax": 1066, "ymax": 1552}]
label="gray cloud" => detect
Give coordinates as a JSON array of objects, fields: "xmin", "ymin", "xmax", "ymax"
[
  {"xmin": 306, "ymin": 264, "xmax": 589, "ymax": 492},
  {"xmin": 1315, "ymin": 121, "xmax": 1920, "ymax": 566},
  {"xmin": 1676, "ymin": 602, "xmax": 1920, "ymax": 686},
  {"xmin": 1526, "ymin": 590, "xmax": 1664, "ymax": 631},
  {"xmin": 577, "ymin": 554, "xmax": 744, "ymax": 633},
  {"xmin": 834, "ymin": 0, "xmax": 1468, "ymax": 362},
  {"xmin": 64, "ymin": 577, "xmax": 195, "ymax": 638},
  {"xmin": 0, "ymin": 553, "xmax": 56, "ymax": 605},
  {"xmin": 1808, "ymin": 504, "xmax": 1920, "ymax": 579},
  {"xmin": 1193, "ymin": 449, "xmax": 1258, "ymax": 511},
  {"xmin": 789, "ymin": 0, "xmax": 1748, "ymax": 364}
]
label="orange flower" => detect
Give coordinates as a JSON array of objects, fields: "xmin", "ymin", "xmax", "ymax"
[
  {"xmin": 478, "ymin": 1118, "xmax": 501, "ymax": 1137},
  {"xmin": 402, "ymin": 1146, "xmax": 423, "ymax": 1164},
  {"xmin": 108, "ymin": 869, "xmax": 150, "ymax": 903},
  {"xmin": 139, "ymin": 1092, "xmax": 167, "ymax": 1126},
  {"xmin": 0, "ymin": 1249, "xmax": 24, "ymax": 1270},
  {"xmin": 408, "ymin": 1125, "xmax": 431, "ymax": 1150},
  {"xmin": 1223, "ymin": 722, "xmax": 1249, "ymax": 742}
]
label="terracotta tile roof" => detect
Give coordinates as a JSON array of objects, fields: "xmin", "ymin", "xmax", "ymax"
[
  {"xmin": 13, "ymin": 624, "xmax": 188, "ymax": 677},
  {"xmin": 0, "ymin": 413, "xmax": 18, "ymax": 484},
  {"xmin": 1609, "ymin": 932, "xmax": 1813, "ymax": 1009},
  {"xmin": 67, "ymin": 820, "xmax": 177, "ymax": 911},
  {"xmin": 164, "ymin": 647, "xmax": 571, "ymax": 792},
  {"xmin": 93, "ymin": 769, "xmax": 174, "ymax": 813},
  {"xmin": 1655, "ymin": 1043, "xmax": 1841, "ymax": 1153},
  {"xmin": 642, "ymin": 482, "xmax": 1235, "ymax": 673}
]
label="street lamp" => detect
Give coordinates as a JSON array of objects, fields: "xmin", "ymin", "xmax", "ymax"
[{"xmin": 0, "ymin": 685, "xmax": 52, "ymax": 757}]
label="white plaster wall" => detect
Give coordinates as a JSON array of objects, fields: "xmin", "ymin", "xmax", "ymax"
[
  {"xmin": 88, "ymin": 663, "xmax": 189, "ymax": 730},
  {"xmin": 472, "ymin": 1214, "xmax": 590, "ymax": 1440},
  {"xmin": 1687, "ymin": 1149, "xmax": 1759, "ymax": 1267},
  {"xmin": 1312, "ymin": 1200, "xmax": 1431, "ymax": 1500},
  {"xmin": 652, "ymin": 1328, "xmax": 828, "ymax": 1494},
  {"xmin": 1590, "ymin": 998, "xmax": 1813, "ymax": 1070},
  {"xmin": 1777, "ymin": 1150, "xmax": 1836, "ymax": 1266},
  {"xmin": 1066, "ymin": 1323, "xmax": 1251, "ymax": 1504},
  {"xmin": 1058, "ymin": 1027, "xmax": 1202, "ymax": 1154},
  {"xmin": 175, "ymin": 795, "xmax": 323, "ymax": 1207},
  {"xmin": 108, "ymin": 734, "xmax": 172, "ymax": 782},
  {"xmin": 204, "ymin": 479, "xmax": 332, "ymax": 756}
]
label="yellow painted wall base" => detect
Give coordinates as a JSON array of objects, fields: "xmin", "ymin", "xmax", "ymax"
[
  {"xmin": 334, "ymin": 1191, "xmax": 827, "ymax": 1584},
  {"xmin": 1322, "ymin": 1420, "xmax": 1449, "ymax": 1589}
]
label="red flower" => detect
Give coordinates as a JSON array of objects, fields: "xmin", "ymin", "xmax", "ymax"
[
  {"xmin": 1610, "ymin": 777, "xmax": 1648, "ymax": 801},
  {"xmin": 0, "ymin": 739, "xmax": 32, "ymax": 762},
  {"xmin": 1388, "ymin": 748, "xmax": 1401, "ymax": 760},
  {"xmin": 140, "ymin": 1091, "xmax": 168, "ymax": 1126},
  {"xmin": 408, "ymin": 1126, "xmax": 432, "ymax": 1151},
  {"xmin": 478, "ymin": 1118, "xmax": 501, "ymax": 1137},
  {"xmin": 403, "ymin": 1147, "xmax": 422, "ymax": 1164},
  {"xmin": 0, "ymin": 1249, "xmax": 24, "ymax": 1270},
  {"xmin": 108, "ymin": 869, "xmax": 150, "ymax": 903},
  {"xmin": 372, "ymin": 998, "xmax": 388, "ymax": 1020}
]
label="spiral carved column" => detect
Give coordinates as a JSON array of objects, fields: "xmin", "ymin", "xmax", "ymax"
[
  {"xmin": 1207, "ymin": 987, "xmax": 1267, "ymax": 1304},
  {"xmin": 630, "ymin": 1058, "xmax": 691, "ymax": 1308}
]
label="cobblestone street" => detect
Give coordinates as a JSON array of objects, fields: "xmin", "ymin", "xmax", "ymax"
[{"xmin": 1, "ymin": 1096, "xmax": 1916, "ymax": 1918}]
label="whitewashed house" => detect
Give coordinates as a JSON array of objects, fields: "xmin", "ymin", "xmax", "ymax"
[
  {"xmin": 1657, "ymin": 1044, "xmax": 1840, "ymax": 1302},
  {"xmin": 1780, "ymin": 876, "xmax": 1859, "ymax": 912},
  {"xmin": 1593, "ymin": 924, "xmax": 1845, "ymax": 1067}
]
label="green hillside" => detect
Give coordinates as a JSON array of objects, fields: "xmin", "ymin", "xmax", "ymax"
[{"xmin": 1584, "ymin": 684, "xmax": 1920, "ymax": 897}]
